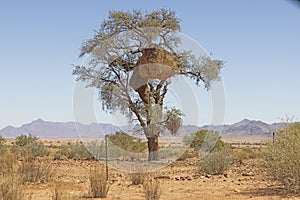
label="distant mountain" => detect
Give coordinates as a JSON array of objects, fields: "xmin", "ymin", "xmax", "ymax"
[
  {"xmin": 0, "ymin": 119, "xmax": 120, "ymax": 139},
  {"xmin": 195, "ymin": 119, "xmax": 284, "ymax": 141},
  {"xmin": 0, "ymin": 118, "xmax": 285, "ymax": 141}
]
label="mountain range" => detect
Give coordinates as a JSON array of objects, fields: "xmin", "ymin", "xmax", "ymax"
[{"xmin": 0, "ymin": 119, "xmax": 285, "ymax": 141}]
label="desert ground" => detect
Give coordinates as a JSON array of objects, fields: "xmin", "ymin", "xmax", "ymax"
[{"xmin": 0, "ymin": 138, "xmax": 295, "ymax": 200}]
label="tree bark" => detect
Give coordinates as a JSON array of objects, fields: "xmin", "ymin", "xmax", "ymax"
[{"xmin": 147, "ymin": 135, "xmax": 159, "ymax": 161}]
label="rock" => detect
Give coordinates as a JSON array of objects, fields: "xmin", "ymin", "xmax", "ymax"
[
  {"xmin": 199, "ymin": 176, "xmax": 205, "ymax": 179},
  {"xmin": 205, "ymin": 174, "xmax": 212, "ymax": 178},
  {"xmin": 234, "ymin": 189, "xmax": 240, "ymax": 193},
  {"xmin": 242, "ymin": 172, "xmax": 254, "ymax": 176},
  {"xmin": 224, "ymin": 174, "xmax": 230, "ymax": 178}
]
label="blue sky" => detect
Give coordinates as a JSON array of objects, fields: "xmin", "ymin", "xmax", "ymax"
[{"xmin": 1, "ymin": 0, "xmax": 300, "ymax": 129}]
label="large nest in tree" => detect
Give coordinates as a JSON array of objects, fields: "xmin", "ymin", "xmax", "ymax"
[{"xmin": 130, "ymin": 47, "xmax": 179, "ymax": 90}]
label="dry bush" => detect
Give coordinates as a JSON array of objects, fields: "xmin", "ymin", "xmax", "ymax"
[
  {"xmin": 143, "ymin": 177, "xmax": 161, "ymax": 200},
  {"xmin": 265, "ymin": 122, "xmax": 300, "ymax": 194},
  {"xmin": 19, "ymin": 155, "xmax": 53, "ymax": 184},
  {"xmin": 0, "ymin": 151, "xmax": 22, "ymax": 200},
  {"xmin": 200, "ymin": 147, "xmax": 232, "ymax": 175},
  {"xmin": 89, "ymin": 166, "xmax": 109, "ymax": 198},
  {"xmin": 231, "ymin": 146, "xmax": 263, "ymax": 163},
  {"xmin": 130, "ymin": 173, "xmax": 146, "ymax": 185}
]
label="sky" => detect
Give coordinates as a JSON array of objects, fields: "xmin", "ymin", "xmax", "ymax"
[{"xmin": 0, "ymin": 0, "xmax": 300, "ymax": 129}]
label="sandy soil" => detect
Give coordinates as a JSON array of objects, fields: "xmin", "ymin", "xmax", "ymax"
[{"xmin": 20, "ymin": 155, "xmax": 300, "ymax": 200}]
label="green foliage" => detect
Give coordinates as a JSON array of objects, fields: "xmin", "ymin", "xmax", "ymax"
[
  {"xmin": 54, "ymin": 141, "xmax": 93, "ymax": 160},
  {"xmin": 183, "ymin": 130, "xmax": 226, "ymax": 152},
  {"xmin": 164, "ymin": 107, "xmax": 184, "ymax": 134},
  {"xmin": 200, "ymin": 147, "xmax": 232, "ymax": 175},
  {"xmin": 0, "ymin": 135, "xmax": 6, "ymax": 154},
  {"xmin": 13, "ymin": 134, "xmax": 49, "ymax": 157},
  {"xmin": 15, "ymin": 134, "xmax": 38, "ymax": 146},
  {"xmin": 79, "ymin": 9, "xmax": 181, "ymax": 57},
  {"xmin": 265, "ymin": 122, "xmax": 300, "ymax": 194},
  {"xmin": 108, "ymin": 132, "xmax": 147, "ymax": 153}
]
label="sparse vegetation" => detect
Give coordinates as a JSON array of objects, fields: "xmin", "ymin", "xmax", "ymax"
[
  {"xmin": 231, "ymin": 146, "xmax": 263, "ymax": 164},
  {"xmin": 183, "ymin": 130, "xmax": 227, "ymax": 152},
  {"xmin": 0, "ymin": 135, "xmax": 7, "ymax": 154},
  {"xmin": 130, "ymin": 173, "xmax": 146, "ymax": 185},
  {"xmin": 19, "ymin": 154, "xmax": 53, "ymax": 183},
  {"xmin": 89, "ymin": 166, "xmax": 109, "ymax": 198},
  {"xmin": 265, "ymin": 122, "xmax": 300, "ymax": 194},
  {"xmin": 200, "ymin": 147, "xmax": 232, "ymax": 175},
  {"xmin": 54, "ymin": 141, "xmax": 93, "ymax": 160},
  {"xmin": 0, "ymin": 151, "xmax": 22, "ymax": 200},
  {"xmin": 52, "ymin": 188, "xmax": 73, "ymax": 200},
  {"xmin": 143, "ymin": 178, "xmax": 161, "ymax": 200},
  {"xmin": 0, "ymin": 176, "xmax": 22, "ymax": 200},
  {"xmin": 108, "ymin": 132, "xmax": 147, "ymax": 153},
  {"xmin": 14, "ymin": 134, "xmax": 49, "ymax": 157}
]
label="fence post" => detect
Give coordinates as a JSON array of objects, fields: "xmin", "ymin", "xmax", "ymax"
[{"xmin": 105, "ymin": 135, "xmax": 108, "ymax": 180}]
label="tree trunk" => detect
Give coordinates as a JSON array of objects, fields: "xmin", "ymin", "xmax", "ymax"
[{"xmin": 147, "ymin": 135, "xmax": 159, "ymax": 161}]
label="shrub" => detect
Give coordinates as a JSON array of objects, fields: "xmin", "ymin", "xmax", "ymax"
[
  {"xmin": 200, "ymin": 147, "xmax": 232, "ymax": 175},
  {"xmin": 183, "ymin": 130, "xmax": 226, "ymax": 152},
  {"xmin": 89, "ymin": 166, "xmax": 109, "ymax": 198},
  {"xmin": 108, "ymin": 132, "xmax": 147, "ymax": 153},
  {"xmin": 55, "ymin": 142, "xmax": 93, "ymax": 160},
  {"xmin": 265, "ymin": 122, "xmax": 300, "ymax": 194},
  {"xmin": 130, "ymin": 173, "xmax": 145, "ymax": 185},
  {"xmin": 232, "ymin": 146, "xmax": 262, "ymax": 163},
  {"xmin": 14, "ymin": 134, "xmax": 49, "ymax": 157},
  {"xmin": 0, "ymin": 135, "xmax": 6, "ymax": 154},
  {"xmin": 143, "ymin": 178, "xmax": 161, "ymax": 200},
  {"xmin": 15, "ymin": 134, "xmax": 38, "ymax": 146},
  {"xmin": 19, "ymin": 156, "xmax": 53, "ymax": 183}
]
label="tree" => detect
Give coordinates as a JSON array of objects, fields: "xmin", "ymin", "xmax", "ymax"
[{"xmin": 73, "ymin": 9, "xmax": 223, "ymax": 161}]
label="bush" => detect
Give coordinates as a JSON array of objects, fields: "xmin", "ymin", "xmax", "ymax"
[
  {"xmin": 130, "ymin": 173, "xmax": 145, "ymax": 185},
  {"xmin": 183, "ymin": 130, "xmax": 226, "ymax": 152},
  {"xmin": 108, "ymin": 132, "xmax": 147, "ymax": 153},
  {"xmin": 0, "ymin": 136, "xmax": 6, "ymax": 154},
  {"xmin": 265, "ymin": 122, "xmax": 300, "ymax": 194},
  {"xmin": 200, "ymin": 147, "xmax": 232, "ymax": 175},
  {"xmin": 55, "ymin": 141, "xmax": 93, "ymax": 160},
  {"xmin": 143, "ymin": 178, "xmax": 161, "ymax": 200},
  {"xmin": 19, "ymin": 156, "xmax": 53, "ymax": 183},
  {"xmin": 89, "ymin": 166, "xmax": 109, "ymax": 198},
  {"xmin": 15, "ymin": 134, "xmax": 38, "ymax": 146},
  {"xmin": 14, "ymin": 134, "xmax": 49, "ymax": 157}
]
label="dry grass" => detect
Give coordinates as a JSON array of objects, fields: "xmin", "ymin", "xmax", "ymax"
[
  {"xmin": 19, "ymin": 156, "xmax": 53, "ymax": 184},
  {"xmin": 143, "ymin": 177, "xmax": 161, "ymax": 200},
  {"xmin": 89, "ymin": 166, "xmax": 109, "ymax": 198},
  {"xmin": 52, "ymin": 188, "xmax": 73, "ymax": 200},
  {"xmin": 0, "ymin": 151, "xmax": 22, "ymax": 200},
  {"xmin": 130, "ymin": 173, "xmax": 146, "ymax": 185}
]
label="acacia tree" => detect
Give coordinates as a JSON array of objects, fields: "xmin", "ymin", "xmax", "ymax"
[{"xmin": 73, "ymin": 9, "xmax": 223, "ymax": 161}]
